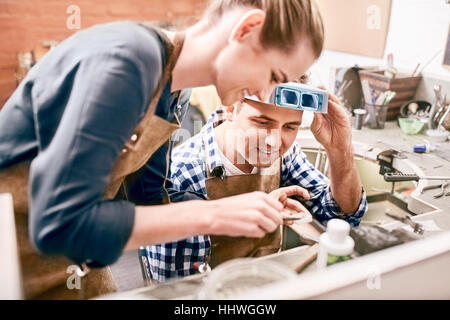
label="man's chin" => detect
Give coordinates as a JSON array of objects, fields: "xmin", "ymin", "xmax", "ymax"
[
  {"xmin": 255, "ymin": 162, "xmax": 273, "ymax": 168},
  {"xmin": 247, "ymin": 156, "xmax": 279, "ymax": 168}
]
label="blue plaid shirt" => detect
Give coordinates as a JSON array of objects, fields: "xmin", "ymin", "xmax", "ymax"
[{"xmin": 147, "ymin": 107, "xmax": 367, "ymax": 282}]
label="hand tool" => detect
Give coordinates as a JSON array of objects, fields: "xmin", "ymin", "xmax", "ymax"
[
  {"xmin": 385, "ymin": 212, "xmax": 425, "ymax": 235},
  {"xmin": 384, "ymin": 172, "xmax": 450, "ymax": 182},
  {"xmin": 138, "ymin": 246, "xmax": 153, "ymax": 286},
  {"xmin": 283, "ymin": 212, "xmax": 313, "ymax": 224},
  {"xmin": 421, "ymin": 181, "xmax": 449, "ymax": 198}
]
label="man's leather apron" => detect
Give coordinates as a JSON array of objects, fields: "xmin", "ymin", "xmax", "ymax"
[
  {"xmin": 205, "ymin": 158, "xmax": 283, "ymax": 269},
  {"xmin": 0, "ymin": 27, "xmax": 184, "ymax": 299}
]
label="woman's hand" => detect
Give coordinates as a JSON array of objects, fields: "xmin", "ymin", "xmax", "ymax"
[
  {"xmin": 127, "ymin": 188, "xmax": 312, "ymax": 250},
  {"xmin": 206, "ymin": 191, "xmax": 285, "ymax": 238},
  {"xmin": 128, "ymin": 191, "xmax": 285, "ymax": 249}
]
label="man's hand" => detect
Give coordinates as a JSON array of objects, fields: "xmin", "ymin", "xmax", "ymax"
[
  {"xmin": 310, "ymin": 88, "xmax": 352, "ymax": 152},
  {"xmin": 269, "ymin": 186, "xmax": 312, "ymax": 225},
  {"xmin": 308, "ymin": 87, "xmax": 363, "ymax": 214}
]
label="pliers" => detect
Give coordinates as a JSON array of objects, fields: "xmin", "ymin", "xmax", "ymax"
[
  {"xmin": 385, "ymin": 212, "xmax": 425, "ymax": 235},
  {"xmin": 421, "ymin": 181, "xmax": 450, "ymax": 198}
]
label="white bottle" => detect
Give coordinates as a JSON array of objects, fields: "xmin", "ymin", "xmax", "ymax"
[{"xmin": 316, "ymin": 219, "xmax": 355, "ymax": 269}]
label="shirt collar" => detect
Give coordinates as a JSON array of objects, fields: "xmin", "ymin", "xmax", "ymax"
[
  {"xmin": 201, "ymin": 107, "xmax": 261, "ymax": 176},
  {"xmin": 201, "ymin": 107, "xmax": 228, "ymax": 175}
]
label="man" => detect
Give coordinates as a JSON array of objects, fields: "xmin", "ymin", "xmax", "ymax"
[{"xmin": 148, "ymin": 82, "xmax": 368, "ymax": 282}]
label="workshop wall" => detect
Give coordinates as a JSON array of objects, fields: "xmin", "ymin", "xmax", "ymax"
[
  {"xmin": 0, "ymin": 0, "xmax": 209, "ymax": 108},
  {"xmin": 310, "ymin": 0, "xmax": 450, "ymax": 89}
]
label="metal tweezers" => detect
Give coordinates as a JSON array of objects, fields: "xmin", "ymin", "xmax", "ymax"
[
  {"xmin": 421, "ymin": 181, "xmax": 450, "ymax": 198},
  {"xmin": 283, "ymin": 212, "xmax": 311, "ymax": 222}
]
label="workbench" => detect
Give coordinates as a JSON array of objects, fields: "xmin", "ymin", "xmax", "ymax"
[{"xmin": 100, "ymin": 120, "xmax": 450, "ymax": 300}]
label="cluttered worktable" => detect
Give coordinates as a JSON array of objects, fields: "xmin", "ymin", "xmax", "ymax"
[
  {"xmin": 100, "ymin": 119, "xmax": 450, "ymax": 300},
  {"xmin": 299, "ymin": 118, "xmax": 450, "ymax": 230},
  {"xmin": 238, "ymin": 121, "xmax": 450, "ymax": 300},
  {"xmin": 337, "ymin": 120, "xmax": 450, "ymax": 213}
]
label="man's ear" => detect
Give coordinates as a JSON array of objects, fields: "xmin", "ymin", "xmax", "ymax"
[
  {"xmin": 228, "ymin": 9, "xmax": 265, "ymax": 44},
  {"xmin": 225, "ymin": 105, "xmax": 236, "ymax": 121}
]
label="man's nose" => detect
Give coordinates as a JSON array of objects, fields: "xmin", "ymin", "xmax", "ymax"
[{"xmin": 264, "ymin": 131, "xmax": 281, "ymax": 149}]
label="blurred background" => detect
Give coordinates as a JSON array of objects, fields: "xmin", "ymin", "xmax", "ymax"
[
  {"xmin": 0, "ymin": 0, "xmax": 210, "ymax": 107},
  {"xmin": 1, "ymin": 0, "xmax": 449, "ymax": 118}
]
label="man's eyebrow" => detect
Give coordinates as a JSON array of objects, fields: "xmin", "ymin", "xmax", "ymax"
[
  {"xmin": 285, "ymin": 121, "xmax": 302, "ymax": 126},
  {"xmin": 250, "ymin": 115, "xmax": 277, "ymax": 122}
]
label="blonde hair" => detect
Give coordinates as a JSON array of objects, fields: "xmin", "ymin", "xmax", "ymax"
[{"xmin": 204, "ymin": 0, "xmax": 324, "ymax": 58}]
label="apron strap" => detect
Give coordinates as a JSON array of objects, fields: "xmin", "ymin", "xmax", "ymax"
[
  {"xmin": 135, "ymin": 27, "xmax": 185, "ymax": 126},
  {"xmin": 119, "ymin": 27, "xmax": 185, "ymax": 204},
  {"xmin": 203, "ymin": 138, "xmax": 212, "ymax": 179},
  {"xmin": 141, "ymin": 27, "xmax": 185, "ymax": 205},
  {"xmin": 149, "ymin": 30, "xmax": 185, "ymax": 115},
  {"xmin": 202, "ymin": 136, "xmax": 226, "ymax": 180}
]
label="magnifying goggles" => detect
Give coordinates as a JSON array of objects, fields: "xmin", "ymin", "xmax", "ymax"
[{"xmin": 245, "ymin": 82, "xmax": 328, "ymax": 113}]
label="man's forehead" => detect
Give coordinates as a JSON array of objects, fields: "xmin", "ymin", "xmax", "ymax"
[{"xmin": 242, "ymin": 100, "xmax": 302, "ymax": 123}]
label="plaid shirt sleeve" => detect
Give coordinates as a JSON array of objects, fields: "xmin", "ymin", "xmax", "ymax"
[
  {"xmin": 281, "ymin": 142, "xmax": 367, "ymax": 227},
  {"xmin": 170, "ymin": 141, "xmax": 207, "ymax": 195}
]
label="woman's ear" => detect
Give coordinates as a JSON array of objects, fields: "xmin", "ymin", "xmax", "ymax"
[{"xmin": 228, "ymin": 9, "xmax": 266, "ymax": 44}]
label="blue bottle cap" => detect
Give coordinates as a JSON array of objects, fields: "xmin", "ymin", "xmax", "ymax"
[{"xmin": 413, "ymin": 144, "xmax": 426, "ymax": 153}]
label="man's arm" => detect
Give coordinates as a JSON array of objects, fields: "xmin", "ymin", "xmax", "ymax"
[
  {"xmin": 282, "ymin": 143, "xmax": 366, "ymax": 227},
  {"xmin": 310, "ymin": 89, "xmax": 365, "ymax": 214},
  {"xmin": 325, "ymin": 144, "xmax": 362, "ymax": 213}
]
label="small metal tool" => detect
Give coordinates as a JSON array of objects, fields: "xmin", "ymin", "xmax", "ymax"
[
  {"xmin": 437, "ymin": 104, "xmax": 450, "ymax": 130},
  {"xmin": 138, "ymin": 246, "xmax": 153, "ymax": 286},
  {"xmin": 385, "ymin": 212, "xmax": 425, "ymax": 235},
  {"xmin": 283, "ymin": 214, "xmax": 303, "ymax": 221},
  {"xmin": 283, "ymin": 212, "xmax": 312, "ymax": 223},
  {"xmin": 384, "ymin": 173, "xmax": 450, "ymax": 182},
  {"xmin": 194, "ymin": 255, "xmax": 211, "ymax": 274},
  {"xmin": 420, "ymin": 181, "xmax": 449, "ymax": 198},
  {"xmin": 298, "ymin": 233, "xmax": 320, "ymax": 245}
]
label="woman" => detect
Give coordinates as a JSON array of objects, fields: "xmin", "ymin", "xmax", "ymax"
[{"xmin": 0, "ymin": 0, "xmax": 324, "ymax": 299}]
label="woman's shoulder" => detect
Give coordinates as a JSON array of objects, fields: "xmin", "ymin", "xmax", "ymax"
[
  {"xmin": 69, "ymin": 21, "xmax": 166, "ymax": 75},
  {"xmin": 83, "ymin": 21, "xmax": 169, "ymax": 100},
  {"xmin": 104, "ymin": 21, "xmax": 166, "ymax": 70}
]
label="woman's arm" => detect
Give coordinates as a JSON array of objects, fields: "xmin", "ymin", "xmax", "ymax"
[
  {"xmin": 124, "ymin": 191, "xmax": 285, "ymax": 250},
  {"xmin": 29, "ymin": 51, "xmax": 157, "ymax": 266}
]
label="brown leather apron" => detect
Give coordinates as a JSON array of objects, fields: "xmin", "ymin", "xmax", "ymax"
[
  {"xmin": 205, "ymin": 157, "xmax": 283, "ymax": 269},
  {"xmin": 0, "ymin": 27, "xmax": 184, "ymax": 299}
]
